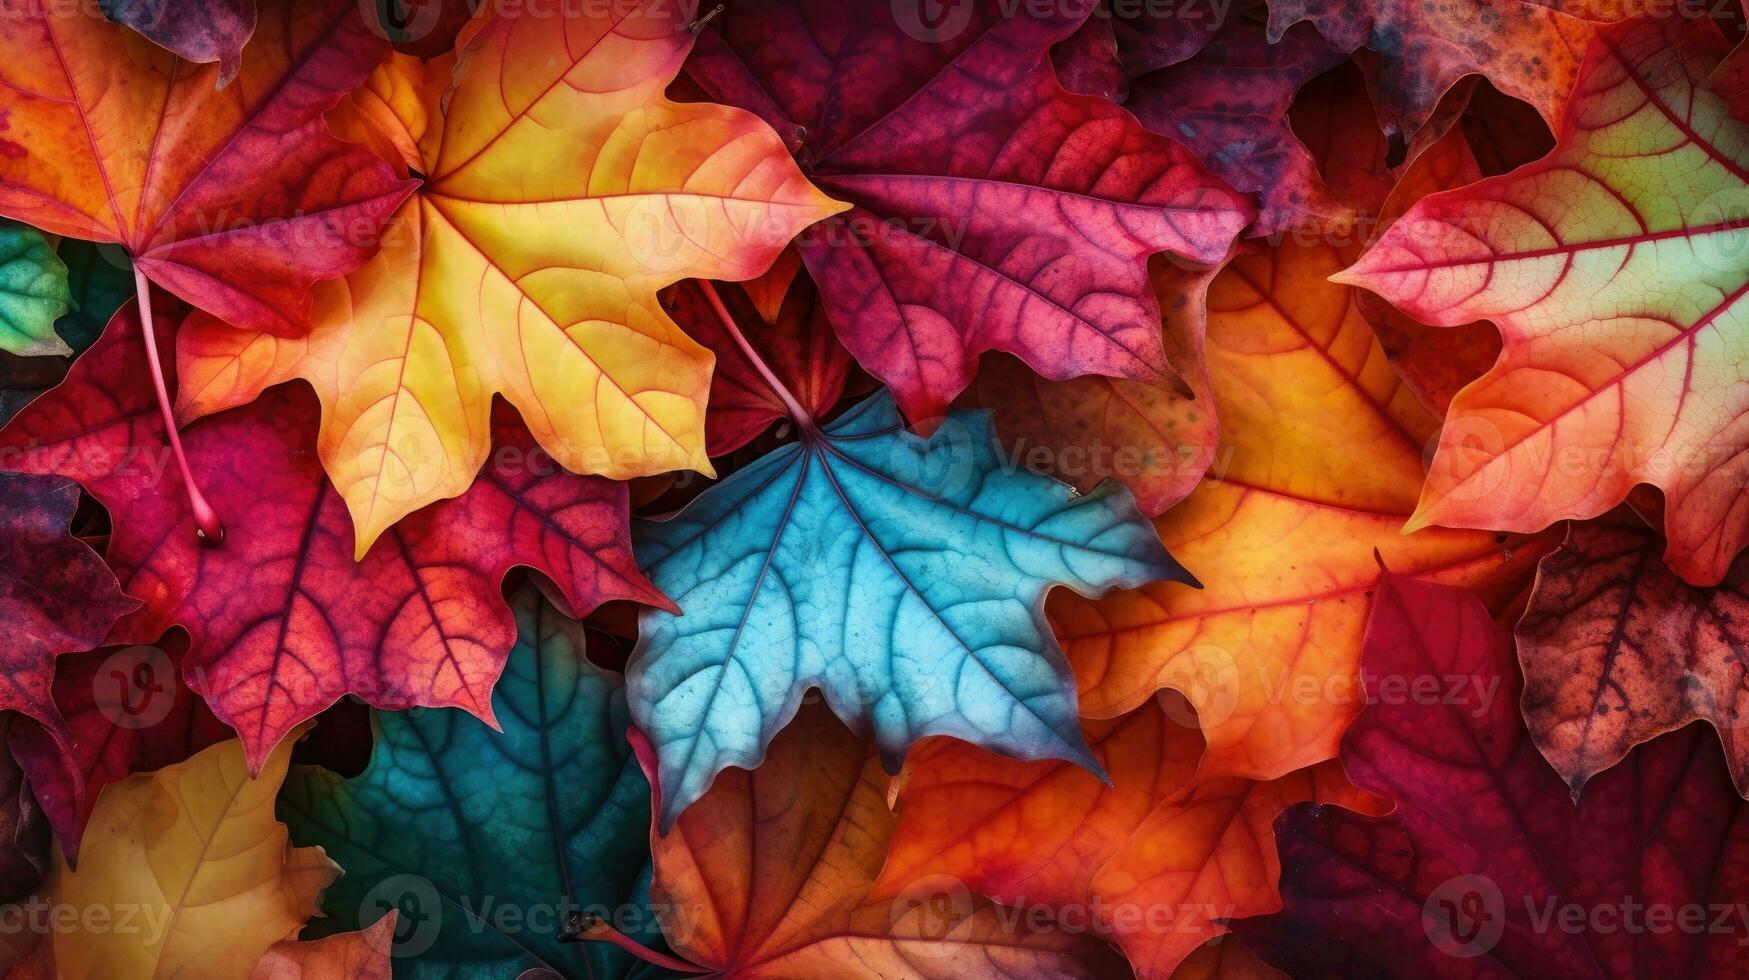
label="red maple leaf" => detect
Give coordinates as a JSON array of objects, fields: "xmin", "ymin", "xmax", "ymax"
[
  {"xmin": 684, "ymin": 0, "xmax": 1251, "ymax": 425},
  {"xmin": 0, "ymin": 299, "xmax": 672, "ymax": 770},
  {"xmin": 1237, "ymin": 573, "xmax": 1749, "ymax": 976}
]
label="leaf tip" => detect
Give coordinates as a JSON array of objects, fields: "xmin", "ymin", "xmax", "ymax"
[
  {"xmin": 350, "ymin": 516, "xmax": 387, "ymax": 561},
  {"xmin": 1060, "ymin": 734, "xmax": 1108, "ymax": 786},
  {"xmin": 647, "ymin": 588, "xmax": 683, "ymax": 617},
  {"xmin": 817, "ymin": 191, "xmax": 854, "ymax": 222},
  {"xmin": 473, "ymin": 702, "xmax": 505, "ymax": 734},
  {"xmin": 1400, "ymin": 508, "xmax": 1433, "ymax": 535},
  {"xmin": 1327, "ymin": 262, "xmax": 1367, "ymax": 290},
  {"xmin": 692, "ymin": 453, "xmax": 718, "ymax": 482}
]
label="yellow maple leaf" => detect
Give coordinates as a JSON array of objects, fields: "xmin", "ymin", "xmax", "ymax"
[
  {"xmin": 178, "ymin": 4, "xmax": 846, "ymax": 555},
  {"xmin": 1052, "ymin": 241, "xmax": 1550, "ymax": 782},
  {"xmin": 52, "ymin": 725, "xmax": 335, "ymax": 980}
]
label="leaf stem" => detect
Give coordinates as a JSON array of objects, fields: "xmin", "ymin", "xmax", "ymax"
[
  {"xmin": 133, "ymin": 267, "xmax": 224, "ymax": 545},
  {"xmin": 560, "ymin": 912, "xmax": 708, "ymax": 974},
  {"xmin": 698, "ymin": 279, "xmax": 816, "ymax": 434},
  {"xmin": 688, "ymin": 2, "xmax": 723, "ymax": 32}
]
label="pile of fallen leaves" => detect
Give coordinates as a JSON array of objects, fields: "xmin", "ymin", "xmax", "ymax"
[{"xmin": 2, "ymin": 0, "xmax": 1748, "ymax": 977}]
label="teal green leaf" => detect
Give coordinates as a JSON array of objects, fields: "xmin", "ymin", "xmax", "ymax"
[
  {"xmin": 0, "ymin": 222, "xmax": 70, "ymax": 357},
  {"xmin": 54, "ymin": 238, "xmax": 131, "ymax": 354},
  {"xmin": 280, "ymin": 586, "xmax": 673, "ymax": 979},
  {"xmin": 630, "ymin": 391, "xmax": 1193, "ymax": 830}
]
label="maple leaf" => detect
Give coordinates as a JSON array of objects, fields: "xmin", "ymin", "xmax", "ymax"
[
  {"xmin": 281, "ymin": 586, "xmax": 674, "ymax": 979},
  {"xmin": 1050, "ymin": 240, "xmax": 1548, "ymax": 783},
  {"xmin": 684, "ymin": 0, "xmax": 1252, "ymax": 425},
  {"xmin": 1236, "ymin": 572, "xmax": 1749, "ymax": 976},
  {"xmin": 962, "ymin": 260, "xmax": 1223, "ymax": 518},
  {"xmin": 0, "ymin": 0, "xmax": 414, "ymax": 542},
  {"xmin": 665, "ymin": 273, "xmax": 851, "ymax": 458},
  {"xmin": 1, "ymin": 300, "xmax": 670, "ymax": 771},
  {"xmin": 175, "ymin": 1, "xmax": 847, "ymax": 553},
  {"xmin": 1103, "ymin": 8, "xmax": 1352, "ymax": 236},
  {"xmin": 1516, "ymin": 509, "xmax": 1749, "ymax": 799},
  {"xmin": 100, "ymin": 0, "xmax": 255, "ymax": 84},
  {"xmin": 252, "ymin": 912, "xmax": 395, "ymax": 980},
  {"xmin": 0, "ymin": 471, "xmax": 136, "ymax": 756},
  {"xmin": 635, "ymin": 699, "xmax": 1131, "ymax": 978},
  {"xmin": 10, "ymin": 640, "xmax": 229, "ymax": 860},
  {"xmin": 53, "ymin": 724, "xmax": 338, "ymax": 979},
  {"xmin": 877, "ymin": 694, "xmax": 1380, "ymax": 978},
  {"xmin": 628, "ymin": 382, "xmax": 1187, "ymax": 829},
  {"xmin": 0, "ymin": 223, "xmax": 68, "ymax": 358},
  {"xmin": 0, "ymin": 0, "xmax": 410, "ymax": 339},
  {"xmin": 1342, "ymin": 15, "xmax": 1749, "ymax": 586},
  {"xmin": 1264, "ymin": 0, "xmax": 1617, "ymax": 143}
]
